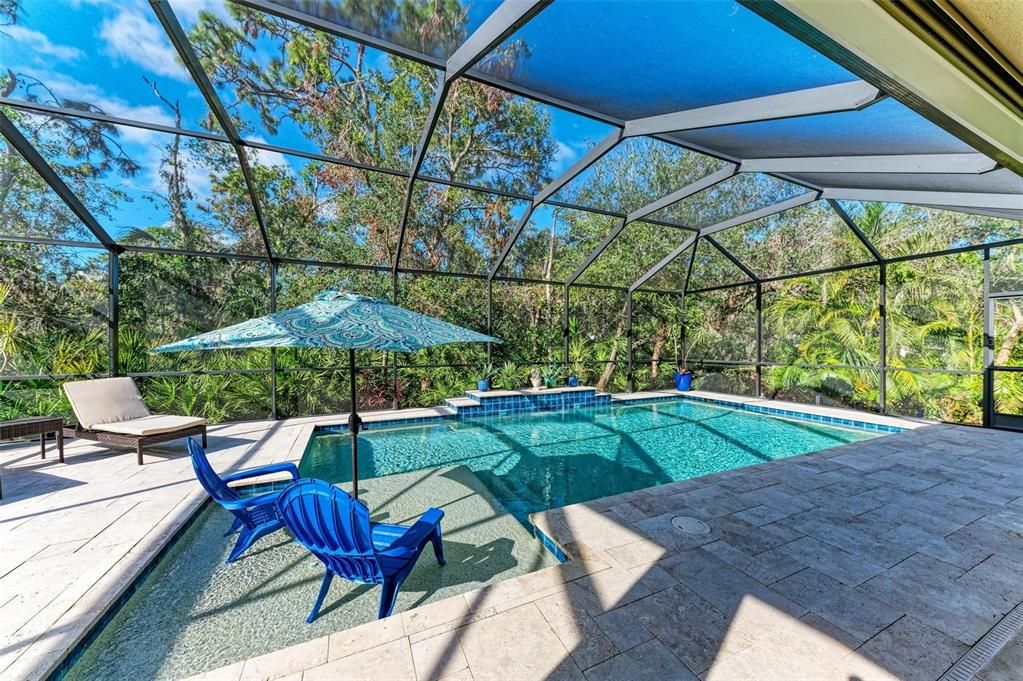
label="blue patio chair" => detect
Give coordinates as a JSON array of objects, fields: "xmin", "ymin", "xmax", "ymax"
[
  {"xmin": 276, "ymin": 479, "xmax": 446, "ymax": 622},
  {"xmin": 186, "ymin": 437, "xmax": 299, "ymax": 563}
]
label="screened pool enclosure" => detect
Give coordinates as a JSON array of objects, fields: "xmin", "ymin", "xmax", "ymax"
[{"xmin": 2, "ymin": 0, "xmax": 1022, "ymax": 428}]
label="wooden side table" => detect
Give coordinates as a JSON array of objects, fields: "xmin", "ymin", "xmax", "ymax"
[{"xmin": 0, "ymin": 416, "xmax": 64, "ymax": 500}]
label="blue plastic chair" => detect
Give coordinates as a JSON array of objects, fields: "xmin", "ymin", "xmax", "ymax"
[
  {"xmin": 276, "ymin": 479, "xmax": 446, "ymax": 622},
  {"xmin": 186, "ymin": 437, "xmax": 299, "ymax": 563}
]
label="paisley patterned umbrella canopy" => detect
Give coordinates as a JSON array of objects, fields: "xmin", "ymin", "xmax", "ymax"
[
  {"xmin": 153, "ymin": 290, "xmax": 499, "ymax": 353},
  {"xmin": 155, "ymin": 290, "xmax": 499, "ymax": 499}
]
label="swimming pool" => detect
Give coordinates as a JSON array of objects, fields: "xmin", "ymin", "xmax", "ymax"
[
  {"xmin": 302, "ymin": 398, "xmax": 884, "ymax": 522},
  {"xmin": 59, "ymin": 398, "xmax": 887, "ymax": 680}
]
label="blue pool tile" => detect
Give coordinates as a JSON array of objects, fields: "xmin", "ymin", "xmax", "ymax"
[{"xmin": 316, "ymin": 391, "xmax": 904, "ymax": 438}]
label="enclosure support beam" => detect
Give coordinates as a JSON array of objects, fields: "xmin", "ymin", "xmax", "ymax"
[
  {"xmin": 566, "ymin": 219, "xmax": 627, "ymax": 287},
  {"xmin": 230, "ymin": 0, "xmax": 733, "ymax": 173},
  {"xmin": 390, "ymin": 76, "xmax": 449, "ymax": 411},
  {"xmin": 983, "ymin": 249, "xmax": 994, "ymax": 427},
  {"xmin": 921, "ymin": 205, "xmax": 1023, "ymax": 222},
  {"xmin": 755, "ymin": 282, "xmax": 763, "ymax": 398},
  {"xmin": 678, "ymin": 243, "xmax": 699, "ymax": 382},
  {"xmin": 233, "ymin": 0, "xmax": 445, "ymax": 68},
  {"xmin": 827, "ymin": 199, "xmax": 884, "ymax": 262},
  {"xmin": 487, "ymin": 281, "xmax": 494, "ymax": 363},
  {"xmin": 705, "ymin": 236, "xmax": 760, "ymax": 283},
  {"xmin": 394, "ymin": 0, "xmax": 552, "ymax": 280},
  {"xmin": 679, "ymin": 288, "xmax": 688, "ymax": 377},
  {"xmin": 688, "ymin": 228, "xmax": 1023, "ymax": 294},
  {"xmin": 562, "ymin": 284, "xmax": 570, "ymax": 377},
  {"xmin": 391, "ymin": 278, "xmax": 401, "ymax": 409},
  {"xmin": 0, "ymin": 97, "xmax": 231, "ymax": 143},
  {"xmin": 622, "ymin": 81, "xmax": 881, "ymax": 137},
  {"xmin": 392, "ymin": 73, "xmax": 450, "ymax": 282},
  {"xmin": 445, "ymin": 0, "xmax": 553, "ymax": 81},
  {"xmin": 150, "ymin": 0, "xmax": 275, "ymax": 264},
  {"xmin": 626, "ymin": 165, "xmax": 740, "ymax": 224},
  {"xmin": 566, "ymin": 166, "xmax": 740, "ymax": 289},
  {"xmin": 626, "ymin": 290, "xmax": 635, "ymax": 392},
  {"xmin": 700, "ymin": 193, "xmax": 821, "ymax": 237},
  {"xmin": 630, "ymin": 235, "xmax": 698, "ymax": 294},
  {"xmin": 489, "ymin": 129, "xmax": 625, "ymax": 280},
  {"xmin": 681, "ymin": 237, "xmax": 699, "ymax": 301},
  {"xmin": 879, "ymin": 263, "xmax": 887, "ymax": 414},
  {"xmin": 0, "ymin": 111, "xmax": 119, "ymax": 252},
  {"xmin": 741, "ymin": 153, "xmax": 998, "ymax": 175},
  {"xmin": 822, "ymin": 187, "xmax": 1023, "ymax": 211},
  {"xmin": 740, "ymin": 0, "xmax": 1023, "ymax": 176},
  {"xmin": 108, "ymin": 252, "xmax": 120, "ymax": 377},
  {"xmin": 0, "ymin": 96, "xmax": 719, "ymax": 230},
  {"xmin": 270, "ymin": 263, "xmax": 278, "ymax": 420}
]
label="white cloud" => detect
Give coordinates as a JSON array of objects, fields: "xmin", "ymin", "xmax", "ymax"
[
  {"xmin": 162, "ymin": 0, "xmax": 231, "ymax": 25},
  {"xmin": 4, "ymin": 25, "xmax": 84, "ymax": 61},
  {"xmin": 99, "ymin": 9, "xmax": 191, "ymax": 81},
  {"xmin": 111, "ymin": 123, "xmax": 164, "ymax": 146},
  {"xmin": 19, "ymin": 67, "xmax": 178, "ymax": 135},
  {"xmin": 245, "ymin": 137, "xmax": 293, "ymax": 172},
  {"xmin": 553, "ymin": 140, "xmax": 587, "ymax": 173}
]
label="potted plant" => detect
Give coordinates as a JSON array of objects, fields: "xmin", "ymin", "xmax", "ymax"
[
  {"xmin": 529, "ymin": 367, "xmax": 543, "ymax": 389},
  {"xmin": 497, "ymin": 361, "xmax": 519, "ymax": 390},
  {"xmin": 476, "ymin": 361, "xmax": 496, "ymax": 392},
  {"xmin": 671, "ymin": 314, "xmax": 693, "ymax": 391},
  {"xmin": 542, "ymin": 363, "xmax": 559, "ymax": 389},
  {"xmin": 568, "ymin": 358, "xmax": 587, "ymax": 387},
  {"xmin": 674, "ymin": 366, "xmax": 693, "ymax": 391}
]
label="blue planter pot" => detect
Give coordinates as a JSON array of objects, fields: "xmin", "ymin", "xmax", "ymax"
[
  {"xmin": 477, "ymin": 379, "xmax": 490, "ymax": 391},
  {"xmin": 674, "ymin": 371, "xmax": 693, "ymax": 391},
  {"xmin": 567, "ymin": 375, "xmax": 579, "ymax": 387}
]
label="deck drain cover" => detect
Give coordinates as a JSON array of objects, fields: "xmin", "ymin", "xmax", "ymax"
[{"xmin": 671, "ymin": 516, "xmax": 710, "ymax": 535}]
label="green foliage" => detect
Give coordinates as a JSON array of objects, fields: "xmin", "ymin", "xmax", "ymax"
[
  {"xmin": 541, "ymin": 363, "xmax": 559, "ymax": 388},
  {"xmin": 496, "ymin": 361, "xmax": 519, "ymax": 391},
  {"xmin": 474, "ymin": 361, "xmax": 496, "ymax": 382},
  {"xmin": 3, "ymin": 1, "xmax": 1022, "ymax": 429}
]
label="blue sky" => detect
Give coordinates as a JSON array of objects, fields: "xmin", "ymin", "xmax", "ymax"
[{"xmin": 3, "ymin": 0, "xmax": 611, "ymax": 242}]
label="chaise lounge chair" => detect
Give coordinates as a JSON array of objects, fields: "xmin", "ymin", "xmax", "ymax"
[
  {"xmin": 187, "ymin": 437, "xmax": 299, "ymax": 563},
  {"xmin": 62, "ymin": 377, "xmax": 208, "ymax": 465},
  {"xmin": 276, "ymin": 479, "xmax": 446, "ymax": 622}
]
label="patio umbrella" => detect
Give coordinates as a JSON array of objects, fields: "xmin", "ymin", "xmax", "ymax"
[{"xmin": 154, "ymin": 290, "xmax": 499, "ymax": 498}]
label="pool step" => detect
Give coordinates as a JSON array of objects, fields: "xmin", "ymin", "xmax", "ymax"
[
  {"xmin": 443, "ymin": 386, "xmax": 612, "ymax": 419},
  {"xmin": 474, "ymin": 470, "xmax": 542, "ymax": 517},
  {"xmin": 444, "ymin": 397, "xmax": 478, "ymax": 409}
]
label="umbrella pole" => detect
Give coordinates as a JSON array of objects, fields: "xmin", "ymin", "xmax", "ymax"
[{"xmin": 348, "ymin": 348, "xmax": 362, "ymax": 500}]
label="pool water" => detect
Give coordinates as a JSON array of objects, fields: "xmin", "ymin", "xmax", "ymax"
[
  {"xmin": 303, "ymin": 399, "xmax": 883, "ymax": 521},
  {"xmin": 60, "ymin": 398, "xmax": 884, "ymax": 681},
  {"xmin": 61, "ymin": 466, "xmax": 559, "ymax": 681}
]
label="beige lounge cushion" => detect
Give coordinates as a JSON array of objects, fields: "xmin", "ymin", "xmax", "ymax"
[
  {"xmin": 93, "ymin": 415, "xmax": 207, "ymax": 437},
  {"xmin": 64, "ymin": 377, "xmax": 151, "ymax": 429}
]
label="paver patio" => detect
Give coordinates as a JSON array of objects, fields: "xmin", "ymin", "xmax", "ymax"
[{"xmin": 2, "ymin": 398, "xmax": 1022, "ymax": 681}]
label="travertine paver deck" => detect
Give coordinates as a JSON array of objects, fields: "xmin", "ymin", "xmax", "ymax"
[
  {"xmin": 0, "ymin": 407, "xmax": 448, "ymax": 681},
  {"xmin": 2, "ymin": 397, "xmax": 1021, "ymax": 681},
  {"xmin": 187, "ymin": 421, "xmax": 1023, "ymax": 681}
]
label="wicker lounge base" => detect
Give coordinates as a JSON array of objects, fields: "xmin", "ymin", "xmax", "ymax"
[{"xmin": 62, "ymin": 424, "xmax": 207, "ymax": 466}]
